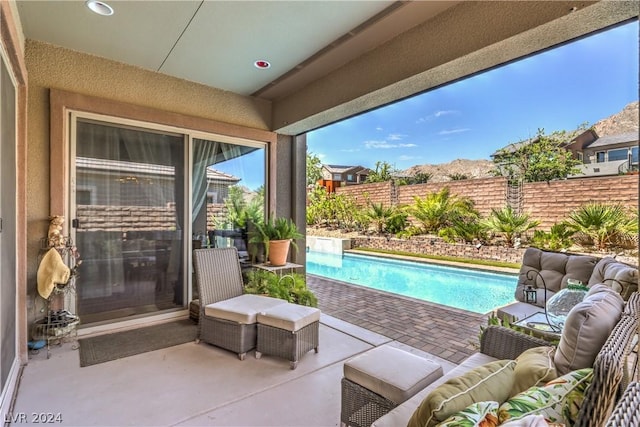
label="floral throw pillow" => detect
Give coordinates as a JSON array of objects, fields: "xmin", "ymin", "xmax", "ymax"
[
  {"xmin": 498, "ymin": 368, "xmax": 593, "ymax": 426},
  {"xmin": 436, "ymin": 401, "xmax": 499, "ymax": 427}
]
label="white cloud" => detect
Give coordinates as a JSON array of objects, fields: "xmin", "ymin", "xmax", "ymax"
[
  {"xmin": 416, "ymin": 109, "xmax": 460, "ymax": 123},
  {"xmin": 439, "ymin": 128, "xmax": 470, "ymax": 135},
  {"xmin": 435, "ymin": 110, "xmax": 457, "ymax": 117},
  {"xmin": 376, "ymin": 126, "xmax": 383, "ymax": 131},
  {"xmin": 364, "ymin": 140, "xmax": 417, "ymax": 149},
  {"xmin": 387, "ymin": 133, "xmax": 408, "ymax": 141},
  {"xmin": 398, "ymin": 155, "xmax": 421, "ymax": 161},
  {"xmin": 317, "ymin": 153, "xmax": 327, "ymax": 159}
]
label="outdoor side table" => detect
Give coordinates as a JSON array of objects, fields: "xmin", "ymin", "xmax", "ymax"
[
  {"xmin": 341, "ymin": 344, "xmax": 443, "ymax": 427},
  {"xmin": 256, "ymin": 303, "xmax": 320, "ymax": 369},
  {"xmin": 512, "ymin": 311, "xmax": 562, "ymax": 342}
]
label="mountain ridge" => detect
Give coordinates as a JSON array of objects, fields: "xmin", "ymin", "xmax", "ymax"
[{"xmin": 402, "ymin": 101, "xmax": 639, "ymax": 183}]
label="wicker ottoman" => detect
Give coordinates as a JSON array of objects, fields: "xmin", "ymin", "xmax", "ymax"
[
  {"xmin": 341, "ymin": 344, "xmax": 443, "ymax": 427},
  {"xmin": 256, "ymin": 303, "xmax": 321, "ymax": 369}
]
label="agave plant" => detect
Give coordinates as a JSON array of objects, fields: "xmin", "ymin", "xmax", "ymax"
[
  {"xmin": 567, "ymin": 203, "xmax": 637, "ymax": 251},
  {"xmin": 483, "ymin": 206, "xmax": 540, "ymax": 247}
]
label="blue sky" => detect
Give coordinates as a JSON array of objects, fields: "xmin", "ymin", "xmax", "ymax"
[{"xmin": 307, "ymin": 20, "xmax": 639, "ymax": 171}]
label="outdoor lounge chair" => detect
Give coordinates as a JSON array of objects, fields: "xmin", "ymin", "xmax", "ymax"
[{"xmin": 193, "ymin": 247, "xmax": 286, "ymax": 360}]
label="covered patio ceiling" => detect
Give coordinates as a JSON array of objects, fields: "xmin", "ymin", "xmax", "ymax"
[{"xmin": 14, "ymin": 1, "xmax": 639, "ymax": 135}]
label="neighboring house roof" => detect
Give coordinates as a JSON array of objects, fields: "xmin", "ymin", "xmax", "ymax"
[
  {"xmin": 76, "ymin": 157, "xmax": 240, "ymax": 183},
  {"xmin": 491, "ymin": 137, "xmax": 538, "ymax": 157},
  {"xmin": 323, "ymin": 164, "xmax": 370, "ymax": 174},
  {"xmin": 492, "ymin": 129, "xmax": 638, "ymax": 158},
  {"xmin": 581, "ymin": 131, "xmax": 639, "ymax": 149}
]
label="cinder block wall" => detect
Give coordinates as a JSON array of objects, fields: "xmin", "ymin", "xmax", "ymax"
[
  {"xmin": 396, "ymin": 177, "xmax": 508, "ymax": 218},
  {"xmin": 336, "ymin": 175, "xmax": 638, "ymax": 230},
  {"xmin": 523, "ymin": 175, "xmax": 638, "ymax": 229},
  {"xmin": 336, "ymin": 181, "xmax": 393, "ymax": 207}
]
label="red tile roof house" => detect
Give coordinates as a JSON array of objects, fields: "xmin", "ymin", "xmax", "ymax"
[{"xmin": 0, "ymin": 0, "xmax": 638, "ymax": 421}]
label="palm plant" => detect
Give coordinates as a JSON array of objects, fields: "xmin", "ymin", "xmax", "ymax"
[
  {"xmin": 407, "ymin": 188, "xmax": 477, "ymax": 234},
  {"xmin": 365, "ymin": 202, "xmax": 396, "ymax": 234},
  {"xmin": 439, "ymin": 217, "xmax": 487, "ymax": 244},
  {"xmin": 483, "ymin": 206, "xmax": 540, "ymax": 247},
  {"xmin": 567, "ymin": 203, "xmax": 637, "ymax": 250}
]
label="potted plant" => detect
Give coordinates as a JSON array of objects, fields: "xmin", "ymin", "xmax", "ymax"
[{"xmin": 249, "ymin": 217, "xmax": 303, "ymax": 266}]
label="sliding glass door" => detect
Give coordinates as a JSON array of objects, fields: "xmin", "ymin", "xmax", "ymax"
[
  {"xmin": 71, "ymin": 116, "xmax": 266, "ymax": 324},
  {"xmin": 191, "ymin": 137, "xmax": 265, "ymax": 298}
]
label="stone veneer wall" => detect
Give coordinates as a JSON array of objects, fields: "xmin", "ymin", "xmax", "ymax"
[
  {"xmin": 336, "ymin": 175, "xmax": 637, "ymax": 230},
  {"xmin": 351, "ymin": 235, "xmax": 525, "ymax": 265}
]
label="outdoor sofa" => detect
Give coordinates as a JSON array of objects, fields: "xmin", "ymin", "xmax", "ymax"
[
  {"xmin": 496, "ymin": 247, "xmax": 638, "ymax": 322},
  {"xmin": 369, "ymin": 289, "xmax": 639, "ymax": 426}
]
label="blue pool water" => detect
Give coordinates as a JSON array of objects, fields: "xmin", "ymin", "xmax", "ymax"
[{"xmin": 306, "ymin": 251, "xmax": 517, "ymax": 314}]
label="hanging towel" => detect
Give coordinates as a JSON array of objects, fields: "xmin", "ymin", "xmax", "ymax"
[{"xmin": 37, "ymin": 248, "xmax": 71, "ymax": 299}]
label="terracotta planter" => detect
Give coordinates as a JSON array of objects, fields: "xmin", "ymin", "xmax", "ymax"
[{"xmin": 268, "ymin": 239, "xmax": 291, "ymax": 266}]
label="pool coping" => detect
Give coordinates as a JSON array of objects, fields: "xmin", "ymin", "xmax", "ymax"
[{"xmin": 343, "ymin": 249, "xmax": 520, "ymax": 276}]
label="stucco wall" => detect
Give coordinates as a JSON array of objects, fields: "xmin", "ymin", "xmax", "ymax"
[{"xmin": 24, "ymin": 40, "xmax": 273, "ymax": 314}]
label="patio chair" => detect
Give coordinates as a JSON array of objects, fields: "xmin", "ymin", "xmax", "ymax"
[{"xmin": 193, "ymin": 247, "xmax": 286, "ymax": 360}]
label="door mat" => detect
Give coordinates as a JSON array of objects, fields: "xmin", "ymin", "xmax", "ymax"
[{"xmin": 79, "ymin": 319, "xmax": 197, "ymax": 367}]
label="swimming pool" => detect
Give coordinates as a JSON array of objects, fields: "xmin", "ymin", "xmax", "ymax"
[{"xmin": 306, "ymin": 251, "xmax": 517, "ymax": 314}]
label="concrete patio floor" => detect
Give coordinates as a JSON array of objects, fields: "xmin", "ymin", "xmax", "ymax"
[{"xmin": 11, "ymin": 315, "xmax": 457, "ymax": 427}]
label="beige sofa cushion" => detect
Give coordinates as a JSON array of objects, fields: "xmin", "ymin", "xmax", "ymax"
[
  {"xmin": 588, "ymin": 257, "xmax": 638, "ymax": 300},
  {"xmin": 407, "ymin": 359, "xmax": 516, "ymax": 427},
  {"xmin": 554, "ymin": 284, "xmax": 624, "ymax": 375},
  {"xmin": 515, "ymin": 248, "xmax": 598, "ymax": 307},
  {"xmin": 511, "ymin": 346, "xmax": 558, "ymax": 395}
]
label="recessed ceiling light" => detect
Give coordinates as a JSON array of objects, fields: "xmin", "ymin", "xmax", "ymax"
[
  {"xmin": 254, "ymin": 60, "xmax": 271, "ymax": 70},
  {"xmin": 86, "ymin": 0, "xmax": 114, "ymax": 16}
]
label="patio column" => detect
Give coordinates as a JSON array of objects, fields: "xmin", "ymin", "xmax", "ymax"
[{"xmin": 268, "ymin": 133, "xmax": 307, "ymax": 267}]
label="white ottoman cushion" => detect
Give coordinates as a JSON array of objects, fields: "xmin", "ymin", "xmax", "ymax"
[
  {"xmin": 205, "ymin": 294, "xmax": 287, "ymax": 324},
  {"xmin": 257, "ymin": 303, "xmax": 321, "ymax": 331},
  {"xmin": 344, "ymin": 344, "xmax": 443, "ymax": 404}
]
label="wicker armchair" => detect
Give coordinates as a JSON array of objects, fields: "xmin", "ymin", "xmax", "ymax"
[{"xmin": 193, "ymin": 247, "xmax": 286, "ymax": 360}]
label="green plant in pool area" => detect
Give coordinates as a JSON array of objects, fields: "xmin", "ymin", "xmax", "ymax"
[
  {"xmin": 439, "ymin": 217, "xmax": 488, "ymax": 244},
  {"xmin": 249, "ymin": 217, "xmax": 303, "ymax": 257},
  {"xmin": 566, "ymin": 202, "xmax": 638, "ymax": 251},
  {"xmin": 244, "ymin": 270, "xmax": 318, "ymax": 307},
  {"xmin": 531, "ymin": 222, "xmax": 575, "ymax": 251},
  {"xmin": 483, "ymin": 205, "xmax": 540, "ymax": 247},
  {"xmin": 407, "ymin": 187, "xmax": 478, "ymax": 234}
]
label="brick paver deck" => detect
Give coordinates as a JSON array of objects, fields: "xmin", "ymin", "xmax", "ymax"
[{"xmin": 307, "ymin": 274, "xmax": 490, "ymax": 364}]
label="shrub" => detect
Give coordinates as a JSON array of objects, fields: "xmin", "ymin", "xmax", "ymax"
[
  {"xmin": 567, "ymin": 203, "xmax": 638, "ymax": 251},
  {"xmin": 531, "ymin": 222, "xmax": 575, "ymax": 251},
  {"xmin": 244, "ymin": 270, "xmax": 318, "ymax": 307},
  {"xmin": 483, "ymin": 206, "xmax": 540, "ymax": 247}
]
